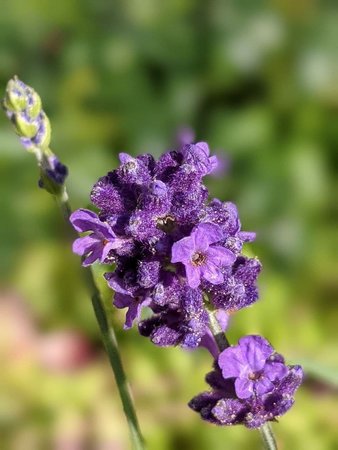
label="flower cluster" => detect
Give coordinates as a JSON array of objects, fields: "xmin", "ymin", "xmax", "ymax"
[
  {"xmin": 189, "ymin": 336, "xmax": 303, "ymax": 428},
  {"xmin": 69, "ymin": 141, "xmax": 302, "ymax": 428},
  {"xmin": 2, "ymin": 77, "xmax": 68, "ymax": 190}
]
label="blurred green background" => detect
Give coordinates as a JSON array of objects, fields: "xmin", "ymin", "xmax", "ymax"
[{"xmin": 0, "ymin": 1, "xmax": 337, "ymax": 449}]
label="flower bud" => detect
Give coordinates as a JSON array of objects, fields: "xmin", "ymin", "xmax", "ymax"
[
  {"xmin": 2, "ymin": 76, "xmax": 67, "ymax": 191},
  {"xmin": 2, "ymin": 76, "xmax": 50, "ymax": 150}
]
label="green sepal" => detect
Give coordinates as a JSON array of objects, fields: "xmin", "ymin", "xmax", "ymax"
[
  {"xmin": 4, "ymin": 79, "xmax": 28, "ymax": 111},
  {"xmin": 39, "ymin": 114, "xmax": 52, "ymax": 149},
  {"xmin": 26, "ymin": 90, "xmax": 42, "ymax": 119},
  {"xmin": 13, "ymin": 114, "xmax": 39, "ymax": 138}
]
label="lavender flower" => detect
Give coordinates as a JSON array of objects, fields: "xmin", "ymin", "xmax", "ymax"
[
  {"xmin": 189, "ymin": 336, "xmax": 303, "ymax": 428},
  {"xmin": 70, "ymin": 142, "xmax": 269, "ymax": 350},
  {"xmin": 70, "ymin": 209, "xmax": 126, "ymax": 266},
  {"xmin": 171, "ymin": 223, "xmax": 236, "ymax": 288},
  {"xmin": 218, "ymin": 336, "xmax": 288, "ymax": 399},
  {"xmin": 68, "ymin": 136, "xmax": 303, "ymax": 433}
]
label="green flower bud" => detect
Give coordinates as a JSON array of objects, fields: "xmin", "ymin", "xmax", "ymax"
[
  {"xmin": 2, "ymin": 76, "xmax": 68, "ymax": 190},
  {"xmin": 2, "ymin": 76, "xmax": 50, "ymax": 149},
  {"xmin": 4, "ymin": 77, "xmax": 28, "ymax": 111}
]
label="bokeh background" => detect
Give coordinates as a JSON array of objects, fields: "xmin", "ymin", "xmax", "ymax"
[{"xmin": 1, "ymin": 1, "xmax": 337, "ymax": 449}]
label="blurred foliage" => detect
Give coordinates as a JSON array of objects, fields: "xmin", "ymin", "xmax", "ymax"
[{"xmin": 0, "ymin": 1, "xmax": 337, "ymax": 449}]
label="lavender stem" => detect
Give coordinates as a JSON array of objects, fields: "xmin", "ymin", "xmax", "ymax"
[
  {"xmin": 56, "ymin": 190, "xmax": 145, "ymax": 450},
  {"xmin": 207, "ymin": 310, "xmax": 278, "ymax": 450},
  {"xmin": 207, "ymin": 309, "xmax": 230, "ymax": 350},
  {"xmin": 260, "ymin": 422, "xmax": 277, "ymax": 450}
]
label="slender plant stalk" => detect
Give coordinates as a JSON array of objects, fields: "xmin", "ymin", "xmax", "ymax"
[
  {"xmin": 56, "ymin": 189, "xmax": 145, "ymax": 450},
  {"xmin": 208, "ymin": 310, "xmax": 278, "ymax": 450},
  {"xmin": 207, "ymin": 309, "xmax": 230, "ymax": 350},
  {"xmin": 259, "ymin": 422, "xmax": 277, "ymax": 450}
]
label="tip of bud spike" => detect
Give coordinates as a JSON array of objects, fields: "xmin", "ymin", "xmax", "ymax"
[
  {"xmin": 2, "ymin": 76, "xmax": 68, "ymax": 193},
  {"xmin": 2, "ymin": 76, "xmax": 50, "ymax": 151}
]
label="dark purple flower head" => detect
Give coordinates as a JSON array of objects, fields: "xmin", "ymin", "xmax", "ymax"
[
  {"xmin": 189, "ymin": 337, "xmax": 303, "ymax": 428},
  {"xmin": 171, "ymin": 223, "xmax": 236, "ymax": 288},
  {"xmin": 152, "ymin": 272, "xmax": 184, "ymax": 309},
  {"xmin": 117, "ymin": 152, "xmax": 152, "ymax": 185},
  {"xmin": 139, "ymin": 288, "xmax": 209, "ymax": 349},
  {"xmin": 70, "ymin": 209, "xmax": 126, "ymax": 266},
  {"xmin": 137, "ymin": 182, "xmax": 172, "ymax": 225},
  {"xmin": 90, "ymin": 172, "xmax": 137, "ymax": 220},
  {"xmin": 168, "ymin": 166, "xmax": 209, "ymax": 225},
  {"xmin": 137, "ymin": 258, "xmax": 161, "ymax": 289},
  {"xmin": 218, "ymin": 336, "xmax": 288, "ymax": 399},
  {"xmin": 204, "ymin": 256, "xmax": 261, "ymax": 311},
  {"xmin": 127, "ymin": 210, "xmax": 162, "ymax": 243}
]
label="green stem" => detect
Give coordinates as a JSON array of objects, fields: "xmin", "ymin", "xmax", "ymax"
[
  {"xmin": 55, "ymin": 189, "xmax": 145, "ymax": 450},
  {"xmin": 259, "ymin": 422, "xmax": 277, "ymax": 450},
  {"xmin": 207, "ymin": 310, "xmax": 278, "ymax": 450},
  {"xmin": 207, "ymin": 309, "xmax": 230, "ymax": 350}
]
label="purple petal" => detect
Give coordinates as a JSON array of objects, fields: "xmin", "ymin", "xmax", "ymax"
[
  {"xmin": 239, "ymin": 336, "xmax": 274, "ymax": 372},
  {"xmin": 104, "ymin": 273, "xmax": 130, "ymax": 295},
  {"xmin": 124, "ymin": 297, "xmax": 151, "ymax": 329},
  {"xmin": 72, "ymin": 235, "xmax": 99, "ymax": 256},
  {"xmin": 208, "ymin": 155, "xmax": 219, "ymax": 173},
  {"xmin": 218, "ymin": 346, "xmax": 246, "ymax": 379},
  {"xmin": 195, "ymin": 141, "xmax": 210, "ymax": 157},
  {"xmin": 199, "ymin": 331, "xmax": 219, "ymax": 358},
  {"xmin": 69, "ymin": 209, "xmax": 100, "ymax": 232},
  {"xmin": 124, "ymin": 301, "xmax": 139, "ymax": 329},
  {"xmin": 235, "ymin": 377, "xmax": 254, "ymax": 399},
  {"xmin": 100, "ymin": 242, "xmax": 115, "ymax": 262},
  {"xmin": 194, "ymin": 222, "xmax": 224, "ymax": 247},
  {"xmin": 200, "ymin": 260, "xmax": 224, "ymax": 285},
  {"xmin": 255, "ymin": 377, "xmax": 274, "ymax": 396},
  {"xmin": 171, "ymin": 236, "xmax": 194, "ymax": 263},
  {"xmin": 207, "ymin": 246, "xmax": 236, "ymax": 267},
  {"xmin": 119, "ymin": 152, "xmax": 134, "ymax": 164},
  {"xmin": 265, "ymin": 362, "xmax": 288, "ymax": 382},
  {"xmin": 114, "ymin": 293, "xmax": 133, "ymax": 309},
  {"xmin": 238, "ymin": 231, "xmax": 256, "ymax": 242},
  {"xmin": 185, "ymin": 264, "xmax": 201, "ymax": 289},
  {"xmin": 82, "ymin": 246, "xmax": 102, "ymax": 266}
]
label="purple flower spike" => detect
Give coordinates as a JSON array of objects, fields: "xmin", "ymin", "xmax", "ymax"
[
  {"xmin": 171, "ymin": 223, "xmax": 236, "ymax": 288},
  {"xmin": 189, "ymin": 338, "xmax": 303, "ymax": 428},
  {"xmin": 70, "ymin": 209, "xmax": 125, "ymax": 266},
  {"xmin": 218, "ymin": 335, "xmax": 288, "ymax": 399}
]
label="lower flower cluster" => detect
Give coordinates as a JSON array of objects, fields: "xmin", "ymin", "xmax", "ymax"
[
  {"xmin": 69, "ymin": 139, "xmax": 303, "ymax": 429},
  {"xmin": 189, "ymin": 336, "xmax": 303, "ymax": 428}
]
